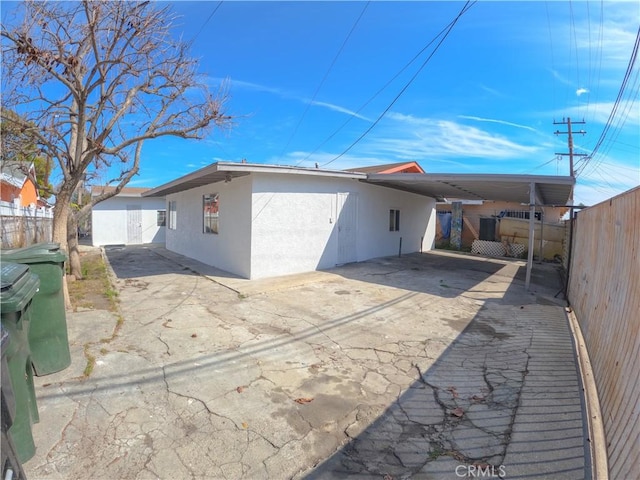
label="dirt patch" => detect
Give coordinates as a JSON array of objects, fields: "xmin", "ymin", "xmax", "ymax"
[{"xmin": 67, "ymin": 250, "xmax": 117, "ymax": 312}]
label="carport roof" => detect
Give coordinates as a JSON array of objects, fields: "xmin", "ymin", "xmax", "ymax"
[
  {"xmin": 143, "ymin": 161, "xmax": 575, "ymax": 206},
  {"xmin": 364, "ymin": 173, "xmax": 575, "ymax": 206}
]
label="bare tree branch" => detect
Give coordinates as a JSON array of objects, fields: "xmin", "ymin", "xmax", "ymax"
[{"xmin": 1, "ymin": 0, "xmax": 233, "ymax": 277}]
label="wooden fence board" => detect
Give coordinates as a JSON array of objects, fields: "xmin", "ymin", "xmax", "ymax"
[{"xmin": 568, "ymin": 186, "xmax": 639, "ymax": 479}]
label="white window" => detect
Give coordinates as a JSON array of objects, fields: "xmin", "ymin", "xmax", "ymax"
[
  {"xmin": 203, "ymin": 193, "xmax": 219, "ymax": 234},
  {"xmin": 389, "ymin": 209, "xmax": 400, "ymax": 231},
  {"xmin": 168, "ymin": 201, "xmax": 177, "ymax": 230}
]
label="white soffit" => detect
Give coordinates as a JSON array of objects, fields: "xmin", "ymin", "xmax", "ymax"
[{"xmin": 364, "ymin": 173, "xmax": 576, "ymax": 206}]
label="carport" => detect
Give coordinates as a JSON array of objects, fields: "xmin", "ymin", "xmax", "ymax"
[{"xmin": 362, "ymin": 173, "xmax": 575, "ymax": 290}]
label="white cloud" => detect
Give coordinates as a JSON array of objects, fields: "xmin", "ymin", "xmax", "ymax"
[
  {"xmin": 365, "ymin": 113, "xmax": 541, "ymax": 161},
  {"xmin": 478, "ymin": 84, "xmax": 503, "ymax": 97},
  {"xmin": 209, "ymin": 77, "xmax": 368, "ymax": 121},
  {"xmin": 309, "ymin": 100, "xmax": 370, "ymax": 121},
  {"xmin": 575, "ymin": 19, "xmax": 638, "ymax": 67},
  {"xmin": 458, "ymin": 115, "xmax": 539, "ymax": 133},
  {"xmin": 549, "ymin": 68, "xmax": 573, "ymax": 86},
  {"xmin": 576, "ymin": 88, "xmax": 589, "ymax": 96}
]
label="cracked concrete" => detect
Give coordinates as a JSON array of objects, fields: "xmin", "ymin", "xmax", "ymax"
[{"xmin": 24, "ymin": 247, "xmax": 588, "ymax": 479}]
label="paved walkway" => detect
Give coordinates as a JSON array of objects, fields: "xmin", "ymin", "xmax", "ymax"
[
  {"xmin": 23, "ymin": 247, "xmax": 589, "ymax": 479},
  {"xmin": 306, "ymin": 303, "xmax": 588, "ymax": 479}
]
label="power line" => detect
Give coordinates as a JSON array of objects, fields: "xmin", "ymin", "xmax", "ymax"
[
  {"xmin": 298, "ymin": 3, "xmax": 473, "ymax": 166},
  {"xmin": 586, "ymin": 0, "xmax": 605, "ymax": 127},
  {"xmin": 569, "ymin": 0, "xmax": 581, "ymax": 89},
  {"xmin": 578, "ymin": 24, "xmax": 640, "ymax": 177},
  {"xmin": 282, "ymin": 2, "xmax": 371, "ymax": 160},
  {"xmin": 320, "ymin": 0, "xmax": 476, "ymax": 167},
  {"xmin": 584, "ymin": 0, "xmax": 593, "ymax": 120},
  {"xmin": 544, "ymin": 2, "xmax": 557, "ymax": 111},
  {"xmin": 190, "ymin": 1, "xmax": 223, "ymax": 45},
  {"xmin": 523, "ymin": 155, "xmax": 562, "ymax": 174}
]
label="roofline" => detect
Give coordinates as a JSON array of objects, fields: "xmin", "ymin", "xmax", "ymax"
[
  {"xmin": 215, "ymin": 162, "xmax": 366, "ymax": 179},
  {"xmin": 143, "ymin": 162, "xmax": 366, "ymax": 197},
  {"xmin": 366, "ymin": 173, "xmax": 576, "ymax": 185},
  {"xmin": 90, "ymin": 187, "xmax": 155, "ymax": 198}
]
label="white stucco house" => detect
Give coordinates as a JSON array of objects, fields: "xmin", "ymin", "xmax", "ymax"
[
  {"xmin": 91, "ymin": 186, "xmax": 166, "ymax": 246},
  {"xmin": 143, "ymin": 163, "xmax": 437, "ymax": 279}
]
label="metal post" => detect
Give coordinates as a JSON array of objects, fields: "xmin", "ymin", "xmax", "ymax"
[
  {"xmin": 538, "ymin": 209, "xmax": 544, "ymax": 263},
  {"xmin": 525, "ymin": 182, "xmax": 536, "ymax": 291}
]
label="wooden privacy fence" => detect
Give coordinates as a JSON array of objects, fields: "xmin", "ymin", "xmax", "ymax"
[
  {"xmin": 0, "ymin": 200, "xmax": 53, "ymax": 248},
  {"xmin": 567, "ymin": 186, "xmax": 639, "ymax": 479}
]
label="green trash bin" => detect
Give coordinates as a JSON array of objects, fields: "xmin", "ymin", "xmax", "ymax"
[
  {"xmin": 1, "ymin": 243, "xmax": 71, "ymax": 375},
  {"xmin": 0, "ymin": 262, "xmax": 40, "ymax": 462}
]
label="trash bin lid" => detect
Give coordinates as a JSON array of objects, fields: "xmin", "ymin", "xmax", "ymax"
[
  {"xmin": 1, "ymin": 242, "xmax": 68, "ymax": 263},
  {"xmin": 0, "ymin": 263, "xmax": 40, "ymax": 313}
]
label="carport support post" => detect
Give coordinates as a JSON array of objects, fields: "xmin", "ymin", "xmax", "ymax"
[
  {"xmin": 538, "ymin": 209, "xmax": 544, "ymax": 263},
  {"xmin": 525, "ymin": 182, "xmax": 536, "ymax": 290},
  {"xmin": 450, "ymin": 201, "xmax": 463, "ymax": 250}
]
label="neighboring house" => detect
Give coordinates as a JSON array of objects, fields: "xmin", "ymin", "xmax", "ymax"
[
  {"xmin": 91, "ymin": 186, "xmax": 166, "ymax": 246},
  {"xmin": 0, "ymin": 160, "xmax": 40, "ymax": 207},
  {"xmin": 435, "ymin": 199, "xmax": 568, "ymax": 259},
  {"xmin": 0, "ymin": 160, "xmax": 53, "ymax": 247},
  {"xmin": 347, "ymin": 161, "xmax": 425, "ymax": 174},
  {"xmin": 144, "ymin": 163, "xmax": 436, "ymax": 279}
]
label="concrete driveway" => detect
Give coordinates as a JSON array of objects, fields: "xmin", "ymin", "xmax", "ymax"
[{"xmin": 24, "ymin": 246, "xmax": 588, "ymax": 479}]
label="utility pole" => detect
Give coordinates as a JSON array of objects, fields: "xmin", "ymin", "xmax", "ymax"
[{"xmin": 554, "ymin": 117, "xmax": 587, "ymax": 177}]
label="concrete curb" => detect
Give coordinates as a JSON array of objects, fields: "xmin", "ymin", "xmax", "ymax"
[{"xmin": 566, "ymin": 307, "xmax": 608, "ymax": 480}]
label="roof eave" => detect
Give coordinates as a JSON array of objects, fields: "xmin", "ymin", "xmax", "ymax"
[{"xmin": 143, "ymin": 162, "xmax": 367, "ymax": 197}]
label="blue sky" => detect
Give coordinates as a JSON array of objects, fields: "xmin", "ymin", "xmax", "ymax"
[{"xmin": 8, "ymin": 1, "xmax": 640, "ymax": 206}]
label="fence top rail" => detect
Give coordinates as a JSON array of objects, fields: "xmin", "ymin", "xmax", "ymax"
[{"xmin": 0, "ymin": 200, "xmax": 54, "ymax": 217}]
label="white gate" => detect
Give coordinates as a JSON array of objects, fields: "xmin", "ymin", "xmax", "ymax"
[
  {"xmin": 126, "ymin": 204, "xmax": 142, "ymax": 244},
  {"xmin": 337, "ymin": 192, "xmax": 357, "ymax": 265}
]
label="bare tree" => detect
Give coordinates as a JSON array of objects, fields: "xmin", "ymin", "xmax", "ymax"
[{"xmin": 1, "ymin": 0, "xmax": 231, "ymax": 277}]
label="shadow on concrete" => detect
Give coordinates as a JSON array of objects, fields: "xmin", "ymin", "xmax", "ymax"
[
  {"xmin": 104, "ymin": 244, "xmax": 244, "ymax": 281},
  {"xmin": 331, "ymin": 251, "xmax": 565, "ymax": 304},
  {"xmin": 84, "ymin": 245, "xmax": 584, "ymax": 478},
  {"xmin": 303, "ymin": 265, "xmax": 588, "ymax": 479}
]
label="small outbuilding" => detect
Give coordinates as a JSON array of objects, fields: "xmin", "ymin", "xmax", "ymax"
[
  {"xmin": 91, "ymin": 186, "xmax": 166, "ymax": 246},
  {"xmin": 144, "ymin": 163, "xmax": 437, "ymax": 279}
]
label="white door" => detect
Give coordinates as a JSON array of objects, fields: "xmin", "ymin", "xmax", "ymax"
[
  {"xmin": 126, "ymin": 205, "xmax": 142, "ymax": 244},
  {"xmin": 337, "ymin": 192, "xmax": 357, "ymax": 265}
]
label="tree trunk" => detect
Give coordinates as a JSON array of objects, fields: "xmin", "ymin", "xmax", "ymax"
[
  {"xmin": 67, "ymin": 213, "xmax": 82, "ymax": 280},
  {"xmin": 51, "ymin": 188, "xmax": 73, "ymax": 310},
  {"xmin": 52, "ymin": 190, "xmax": 71, "ymax": 252}
]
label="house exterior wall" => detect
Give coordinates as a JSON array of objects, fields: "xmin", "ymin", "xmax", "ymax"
[
  {"xmin": 164, "ymin": 175, "xmax": 252, "ymax": 278},
  {"xmin": 436, "ymin": 201, "xmax": 566, "ymax": 248},
  {"xmin": 92, "ymin": 196, "xmax": 166, "ymax": 246},
  {"xmin": 249, "ymin": 174, "xmax": 435, "ymax": 279},
  {"xmin": 0, "ymin": 179, "xmax": 38, "ymax": 206},
  {"xmin": 19, "ymin": 179, "xmax": 39, "ymax": 206}
]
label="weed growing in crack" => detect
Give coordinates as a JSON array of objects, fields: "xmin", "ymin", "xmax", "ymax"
[
  {"xmin": 82, "ymin": 344, "xmax": 96, "ymax": 378},
  {"xmin": 429, "ymin": 445, "xmax": 444, "ymax": 460}
]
